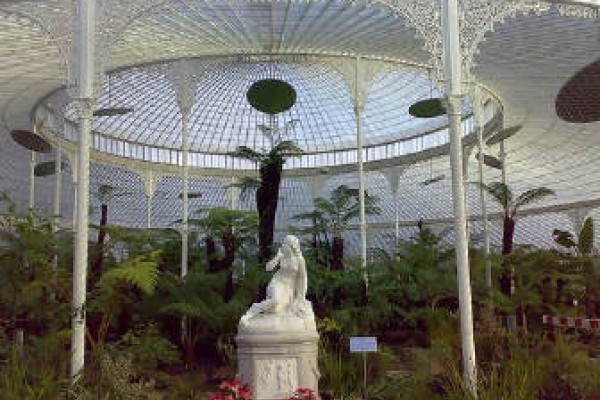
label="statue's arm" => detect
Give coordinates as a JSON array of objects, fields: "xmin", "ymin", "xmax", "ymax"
[
  {"xmin": 295, "ymin": 257, "xmax": 308, "ymax": 300},
  {"xmin": 266, "ymin": 250, "xmax": 283, "ymax": 271}
]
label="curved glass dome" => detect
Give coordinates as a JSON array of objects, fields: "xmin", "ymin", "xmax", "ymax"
[{"xmin": 44, "ymin": 58, "xmax": 478, "ymax": 169}]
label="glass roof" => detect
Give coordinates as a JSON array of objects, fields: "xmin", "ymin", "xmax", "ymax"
[{"xmin": 59, "ymin": 60, "xmax": 469, "ymax": 156}]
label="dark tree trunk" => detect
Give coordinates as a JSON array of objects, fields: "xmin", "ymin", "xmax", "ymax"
[
  {"xmin": 502, "ymin": 216, "xmax": 515, "ymax": 256},
  {"xmin": 220, "ymin": 229, "xmax": 236, "ymax": 302},
  {"xmin": 331, "ymin": 236, "xmax": 344, "ymax": 270},
  {"xmin": 91, "ymin": 203, "xmax": 108, "ymax": 281},
  {"xmin": 555, "ymin": 278, "xmax": 566, "ymax": 306},
  {"xmin": 206, "ymin": 230, "xmax": 237, "ymax": 273},
  {"xmin": 205, "ymin": 235, "xmax": 218, "ymax": 272},
  {"xmin": 501, "ymin": 216, "xmax": 516, "ymax": 331},
  {"xmin": 500, "ymin": 216, "xmax": 516, "ymax": 297},
  {"xmin": 206, "ymin": 230, "xmax": 237, "ymax": 301},
  {"xmin": 256, "ymin": 161, "xmax": 283, "ymax": 263},
  {"xmin": 221, "ymin": 229, "xmax": 236, "ymax": 269}
]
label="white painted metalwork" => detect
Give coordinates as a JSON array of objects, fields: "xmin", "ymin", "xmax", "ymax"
[
  {"xmin": 181, "ymin": 110, "xmax": 190, "ymax": 278},
  {"xmin": 354, "ymin": 57, "xmax": 368, "ymax": 276},
  {"xmin": 442, "ymin": 0, "xmax": 477, "ymax": 395},
  {"xmin": 70, "ymin": 0, "xmax": 95, "ymax": 384},
  {"xmin": 54, "ymin": 139, "xmax": 62, "ymax": 228},
  {"xmin": 472, "ymin": 86, "xmax": 491, "ymax": 291}
]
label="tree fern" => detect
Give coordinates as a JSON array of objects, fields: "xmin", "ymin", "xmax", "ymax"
[
  {"xmin": 553, "ymin": 216, "xmax": 594, "ymax": 256},
  {"xmin": 99, "ymin": 251, "xmax": 160, "ymax": 295},
  {"xmin": 512, "ymin": 187, "xmax": 555, "ymax": 217},
  {"xmin": 578, "ymin": 217, "xmax": 594, "ymax": 256}
]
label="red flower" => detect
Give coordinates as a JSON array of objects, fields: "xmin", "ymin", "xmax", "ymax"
[
  {"xmin": 291, "ymin": 387, "xmax": 316, "ymax": 400},
  {"xmin": 215, "ymin": 380, "xmax": 253, "ymax": 400},
  {"xmin": 238, "ymin": 387, "xmax": 252, "ymax": 400}
]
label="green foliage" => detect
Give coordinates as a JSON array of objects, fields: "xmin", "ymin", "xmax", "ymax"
[
  {"xmin": 152, "ymin": 263, "xmax": 266, "ymax": 368},
  {"xmin": 97, "ymin": 352, "xmax": 145, "ymax": 399},
  {"xmin": 579, "ymin": 217, "xmax": 595, "ymax": 255},
  {"xmin": 481, "ymin": 182, "xmax": 555, "ymax": 218},
  {"xmin": 99, "ymin": 251, "xmax": 160, "ymax": 296},
  {"xmin": 318, "ymin": 341, "xmax": 394, "ymax": 399},
  {"xmin": 102, "ymin": 226, "xmax": 179, "ymax": 259},
  {"xmin": 0, "ymin": 335, "xmax": 73, "ymax": 400},
  {"xmin": 191, "ymin": 207, "xmax": 257, "ymax": 245},
  {"xmin": 228, "ymin": 140, "xmax": 303, "ymax": 167},
  {"xmin": 553, "ymin": 216, "xmax": 595, "ymax": 256},
  {"xmin": 229, "ymin": 132, "xmax": 303, "ymax": 261},
  {"xmin": 295, "ymin": 184, "xmax": 381, "ymax": 237},
  {"xmin": 116, "ymin": 323, "xmax": 180, "ymax": 370}
]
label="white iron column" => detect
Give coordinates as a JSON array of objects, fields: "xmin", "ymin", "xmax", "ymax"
[
  {"xmin": 147, "ymin": 195, "xmax": 153, "ymax": 229},
  {"xmin": 383, "ymin": 168, "xmax": 402, "ymax": 247},
  {"xmin": 181, "ymin": 112, "xmax": 190, "ymax": 278},
  {"xmin": 354, "ymin": 57, "xmax": 368, "ymax": 276},
  {"xmin": 463, "ymin": 148, "xmax": 471, "ymax": 243},
  {"xmin": 29, "ymin": 151, "xmax": 35, "ymax": 210},
  {"xmin": 499, "ymin": 140, "xmax": 507, "ymax": 185},
  {"xmin": 71, "ymin": 0, "xmax": 95, "ymax": 384},
  {"xmin": 144, "ymin": 171, "xmax": 156, "ymax": 229},
  {"xmin": 54, "ymin": 140, "xmax": 62, "ymax": 230},
  {"xmin": 474, "ymin": 91, "xmax": 491, "ymax": 291},
  {"xmin": 229, "ymin": 176, "xmax": 240, "ymax": 210},
  {"xmin": 70, "ymin": 153, "xmax": 79, "ymax": 230},
  {"xmin": 394, "ymin": 189, "xmax": 400, "ymax": 244},
  {"xmin": 442, "ymin": 0, "xmax": 477, "ymax": 394}
]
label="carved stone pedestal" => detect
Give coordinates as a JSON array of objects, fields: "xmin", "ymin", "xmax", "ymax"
[{"xmin": 236, "ymin": 314, "xmax": 320, "ymax": 400}]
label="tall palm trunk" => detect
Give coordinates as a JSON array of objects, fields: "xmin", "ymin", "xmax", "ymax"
[
  {"xmin": 500, "ymin": 215, "xmax": 515, "ymax": 297},
  {"xmin": 502, "ymin": 216, "xmax": 515, "ymax": 255},
  {"xmin": 501, "ymin": 215, "xmax": 517, "ymax": 331},
  {"xmin": 206, "ymin": 233, "xmax": 235, "ymax": 272},
  {"xmin": 205, "ymin": 235, "xmax": 218, "ymax": 272},
  {"xmin": 91, "ymin": 203, "xmax": 108, "ymax": 280},
  {"xmin": 331, "ymin": 236, "xmax": 344, "ymax": 270},
  {"xmin": 256, "ymin": 161, "xmax": 282, "ymax": 262},
  {"xmin": 206, "ymin": 230, "xmax": 236, "ymax": 301}
]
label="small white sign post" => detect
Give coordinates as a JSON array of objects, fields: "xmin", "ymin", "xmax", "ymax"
[{"xmin": 350, "ymin": 336, "xmax": 377, "ymax": 400}]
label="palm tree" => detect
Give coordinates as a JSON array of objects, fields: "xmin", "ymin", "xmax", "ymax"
[
  {"xmin": 190, "ymin": 207, "xmax": 257, "ymax": 301},
  {"xmin": 90, "ymin": 184, "xmax": 131, "ymax": 283},
  {"xmin": 552, "ymin": 216, "xmax": 595, "ymax": 311},
  {"xmin": 552, "ymin": 216, "xmax": 594, "ymax": 256},
  {"xmin": 482, "ymin": 182, "xmax": 555, "ymax": 296},
  {"xmin": 229, "ymin": 139, "xmax": 303, "ymax": 262},
  {"xmin": 294, "ymin": 184, "xmax": 381, "ymax": 270}
]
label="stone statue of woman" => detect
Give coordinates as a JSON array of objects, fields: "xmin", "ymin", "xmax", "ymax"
[
  {"xmin": 240, "ymin": 235, "xmax": 313, "ymax": 326},
  {"xmin": 236, "ymin": 235, "xmax": 319, "ymax": 400}
]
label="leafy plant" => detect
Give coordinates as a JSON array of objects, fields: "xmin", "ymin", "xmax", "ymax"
[
  {"xmin": 190, "ymin": 208, "xmax": 257, "ymax": 271},
  {"xmin": 294, "ymin": 185, "xmax": 380, "ymax": 270},
  {"xmin": 481, "ymin": 182, "xmax": 555, "ymax": 300},
  {"xmin": 481, "ymin": 182, "xmax": 555, "ymax": 256},
  {"xmin": 229, "ymin": 133, "xmax": 303, "ymax": 262},
  {"xmin": 553, "ymin": 216, "xmax": 595, "ymax": 256},
  {"xmin": 87, "ymin": 251, "xmax": 161, "ymax": 352},
  {"xmin": 116, "ymin": 323, "xmax": 179, "ymax": 370}
]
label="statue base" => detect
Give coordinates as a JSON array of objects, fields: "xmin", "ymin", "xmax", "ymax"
[{"xmin": 236, "ymin": 313, "xmax": 320, "ymax": 400}]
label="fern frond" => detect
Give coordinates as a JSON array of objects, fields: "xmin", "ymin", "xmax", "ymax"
[{"xmin": 99, "ymin": 252, "xmax": 160, "ymax": 295}]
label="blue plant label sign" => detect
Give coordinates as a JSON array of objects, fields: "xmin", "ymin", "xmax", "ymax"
[{"xmin": 349, "ymin": 336, "xmax": 377, "ymax": 353}]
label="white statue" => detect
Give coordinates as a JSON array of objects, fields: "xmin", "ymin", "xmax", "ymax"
[
  {"xmin": 236, "ymin": 235, "xmax": 319, "ymax": 400},
  {"xmin": 240, "ymin": 235, "xmax": 313, "ymax": 327}
]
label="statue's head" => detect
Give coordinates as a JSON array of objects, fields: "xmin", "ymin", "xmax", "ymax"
[{"xmin": 283, "ymin": 235, "xmax": 301, "ymax": 255}]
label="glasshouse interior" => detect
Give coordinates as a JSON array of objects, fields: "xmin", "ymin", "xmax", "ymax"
[{"xmin": 1, "ymin": 0, "xmax": 600, "ymax": 399}]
